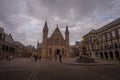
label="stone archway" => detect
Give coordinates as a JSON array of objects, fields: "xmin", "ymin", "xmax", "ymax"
[
  {"xmin": 109, "ymin": 51, "xmax": 113, "ymax": 59},
  {"xmin": 54, "ymin": 49, "xmax": 60, "ymax": 56},
  {"xmin": 100, "ymin": 52, "xmax": 103, "ymax": 59},
  {"xmin": 54, "ymin": 49, "xmax": 60, "ymax": 60},
  {"xmin": 104, "ymin": 52, "xmax": 108, "ymax": 59},
  {"xmin": 95, "ymin": 52, "xmax": 98, "ymax": 57},
  {"xmin": 115, "ymin": 51, "xmax": 120, "ymax": 60}
]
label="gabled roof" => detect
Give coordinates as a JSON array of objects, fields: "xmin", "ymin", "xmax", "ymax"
[
  {"xmin": 84, "ymin": 18, "xmax": 120, "ymax": 37},
  {"xmin": 49, "ymin": 26, "xmax": 64, "ymax": 40},
  {"xmin": 89, "ymin": 29, "xmax": 97, "ymax": 34},
  {"xmin": 97, "ymin": 18, "xmax": 120, "ymax": 33}
]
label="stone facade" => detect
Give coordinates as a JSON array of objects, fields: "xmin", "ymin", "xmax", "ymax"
[
  {"xmin": 14, "ymin": 41, "xmax": 27, "ymax": 57},
  {"xmin": 25, "ymin": 45, "xmax": 35, "ymax": 57},
  {"xmin": 71, "ymin": 40, "xmax": 85, "ymax": 57},
  {"xmin": 37, "ymin": 42, "xmax": 42, "ymax": 56},
  {"xmin": 0, "ymin": 27, "xmax": 15, "ymax": 59},
  {"xmin": 41, "ymin": 21, "xmax": 69, "ymax": 58},
  {"xmin": 0, "ymin": 27, "xmax": 31, "ymax": 58},
  {"xmin": 83, "ymin": 18, "xmax": 120, "ymax": 60}
]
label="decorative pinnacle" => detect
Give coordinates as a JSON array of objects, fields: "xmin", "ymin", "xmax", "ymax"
[{"xmin": 65, "ymin": 24, "xmax": 69, "ymax": 32}]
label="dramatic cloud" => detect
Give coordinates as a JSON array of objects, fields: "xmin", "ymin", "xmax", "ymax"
[{"xmin": 0, "ymin": 0, "xmax": 120, "ymax": 47}]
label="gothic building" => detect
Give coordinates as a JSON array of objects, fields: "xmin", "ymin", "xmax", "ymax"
[{"xmin": 41, "ymin": 21, "xmax": 69, "ymax": 58}]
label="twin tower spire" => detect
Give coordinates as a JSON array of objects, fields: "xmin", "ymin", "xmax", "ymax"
[
  {"xmin": 43, "ymin": 20, "xmax": 48, "ymax": 31},
  {"xmin": 42, "ymin": 20, "xmax": 70, "ymax": 58},
  {"xmin": 43, "ymin": 20, "xmax": 69, "ymax": 33}
]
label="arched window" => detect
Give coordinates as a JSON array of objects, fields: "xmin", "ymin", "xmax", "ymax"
[
  {"xmin": 107, "ymin": 33, "xmax": 110, "ymax": 39},
  {"xmin": 112, "ymin": 31, "xmax": 115, "ymax": 38},
  {"xmin": 114, "ymin": 43, "xmax": 118, "ymax": 48},
  {"xmin": 62, "ymin": 48, "xmax": 64, "ymax": 55},
  {"xmin": 49, "ymin": 48, "xmax": 52, "ymax": 55},
  {"xmin": 55, "ymin": 39, "xmax": 59, "ymax": 45},
  {"xmin": 115, "ymin": 51, "xmax": 120, "ymax": 60}
]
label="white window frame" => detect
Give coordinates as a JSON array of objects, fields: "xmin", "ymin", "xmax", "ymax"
[
  {"xmin": 107, "ymin": 33, "xmax": 110, "ymax": 39},
  {"xmin": 112, "ymin": 31, "xmax": 115, "ymax": 38},
  {"xmin": 103, "ymin": 35, "xmax": 105, "ymax": 40},
  {"xmin": 118, "ymin": 28, "xmax": 120, "ymax": 36}
]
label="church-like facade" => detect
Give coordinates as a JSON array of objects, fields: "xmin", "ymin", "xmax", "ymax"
[{"xmin": 41, "ymin": 20, "xmax": 69, "ymax": 58}]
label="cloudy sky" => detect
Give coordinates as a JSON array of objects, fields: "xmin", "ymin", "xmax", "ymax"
[{"xmin": 0, "ymin": 0, "xmax": 120, "ymax": 47}]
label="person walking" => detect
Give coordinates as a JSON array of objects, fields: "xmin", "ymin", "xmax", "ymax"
[
  {"xmin": 39, "ymin": 56, "xmax": 41, "ymax": 61},
  {"xmin": 59, "ymin": 54, "xmax": 62, "ymax": 63},
  {"xmin": 55, "ymin": 55, "xmax": 57, "ymax": 61}
]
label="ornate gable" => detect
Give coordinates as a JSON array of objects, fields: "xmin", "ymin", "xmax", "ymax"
[
  {"xmin": 51, "ymin": 27, "xmax": 64, "ymax": 39},
  {"xmin": 48, "ymin": 26, "xmax": 65, "ymax": 46}
]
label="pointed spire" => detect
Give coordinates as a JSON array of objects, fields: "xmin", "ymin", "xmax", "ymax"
[
  {"xmin": 65, "ymin": 25, "xmax": 69, "ymax": 33},
  {"xmin": 43, "ymin": 19, "xmax": 48, "ymax": 31},
  {"xmin": 56, "ymin": 24, "xmax": 59, "ymax": 30},
  {"xmin": 50, "ymin": 25, "xmax": 64, "ymax": 40},
  {"xmin": 54, "ymin": 24, "xmax": 60, "ymax": 33}
]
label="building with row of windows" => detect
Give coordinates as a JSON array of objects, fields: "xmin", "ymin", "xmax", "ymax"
[
  {"xmin": 83, "ymin": 18, "xmax": 120, "ymax": 60},
  {"xmin": 0, "ymin": 27, "xmax": 15, "ymax": 59},
  {"xmin": 0, "ymin": 27, "xmax": 34, "ymax": 59}
]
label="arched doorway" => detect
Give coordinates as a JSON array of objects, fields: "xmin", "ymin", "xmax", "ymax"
[
  {"xmin": 109, "ymin": 51, "xmax": 113, "ymax": 59},
  {"xmin": 54, "ymin": 49, "xmax": 60, "ymax": 60},
  {"xmin": 100, "ymin": 52, "xmax": 103, "ymax": 59},
  {"xmin": 114, "ymin": 43, "xmax": 118, "ymax": 48},
  {"xmin": 56, "ymin": 49, "xmax": 60, "ymax": 55},
  {"xmin": 115, "ymin": 51, "xmax": 120, "ymax": 60},
  {"xmin": 49, "ymin": 48, "xmax": 52, "ymax": 56},
  {"xmin": 104, "ymin": 52, "xmax": 108, "ymax": 59},
  {"xmin": 95, "ymin": 52, "xmax": 98, "ymax": 57}
]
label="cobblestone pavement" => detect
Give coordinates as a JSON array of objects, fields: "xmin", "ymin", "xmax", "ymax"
[{"xmin": 0, "ymin": 58, "xmax": 120, "ymax": 80}]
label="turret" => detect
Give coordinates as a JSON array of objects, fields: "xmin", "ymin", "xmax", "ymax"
[
  {"xmin": 42, "ymin": 20, "xmax": 48, "ymax": 58},
  {"xmin": 65, "ymin": 25, "xmax": 69, "ymax": 39},
  {"xmin": 43, "ymin": 20, "xmax": 48, "ymax": 37},
  {"xmin": 65, "ymin": 25, "xmax": 69, "ymax": 58}
]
